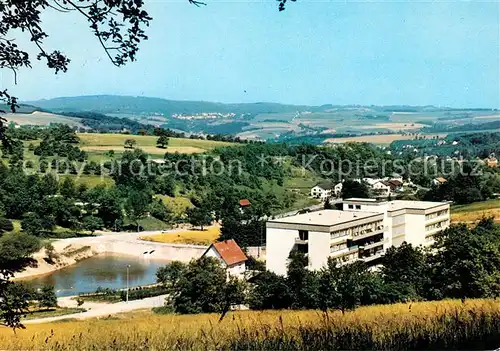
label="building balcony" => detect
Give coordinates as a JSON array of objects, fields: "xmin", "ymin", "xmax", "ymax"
[
  {"xmin": 352, "ymin": 227, "xmax": 385, "ymax": 241},
  {"xmin": 425, "ymin": 225, "xmax": 447, "ymax": 237},
  {"xmin": 362, "ymin": 251, "xmax": 384, "ymax": 263},
  {"xmin": 425, "ymin": 215, "xmax": 449, "ymax": 226},
  {"xmin": 361, "ymin": 240, "xmax": 385, "ymax": 250},
  {"xmin": 330, "ymin": 247, "xmax": 349, "ymax": 257},
  {"xmin": 330, "ymin": 234, "xmax": 351, "ymax": 244},
  {"xmin": 331, "ymin": 245, "xmax": 359, "ymax": 259}
]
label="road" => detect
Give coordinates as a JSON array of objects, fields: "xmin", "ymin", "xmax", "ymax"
[{"xmin": 25, "ymin": 294, "xmax": 168, "ymax": 324}]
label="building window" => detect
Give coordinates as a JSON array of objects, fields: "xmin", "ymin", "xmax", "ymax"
[
  {"xmin": 297, "ymin": 244, "xmax": 308, "ymax": 254},
  {"xmin": 348, "ymin": 204, "xmax": 354, "ymax": 209},
  {"xmin": 355, "ymin": 205, "xmax": 361, "ymax": 210},
  {"xmin": 298, "ymin": 230, "xmax": 309, "ymax": 241}
]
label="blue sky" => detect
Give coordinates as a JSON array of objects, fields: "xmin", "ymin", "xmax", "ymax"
[{"xmin": 2, "ymin": 0, "xmax": 499, "ymax": 107}]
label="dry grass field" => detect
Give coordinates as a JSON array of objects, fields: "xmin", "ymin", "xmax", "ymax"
[
  {"xmin": 77, "ymin": 133, "xmax": 235, "ymax": 155},
  {"xmin": 357, "ymin": 122, "xmax": 425, "ymax": 131},
  {"xmin": 451, "ymin": 199, "xmax": 500, "ymax": 223},
  {"xmin": 80, "ymin": 145, "xmax": 206, "ymax": 155},
  {"xmin": 141, "ymin": 226, "xmax": 220, "ymax": 245},
  {"xmin": 4, "ymin": 111, "xmax": 84, "ymax": 127},
  {"xmin": 324, "ymin": 133, "xmax": 447, "ymax": 145},
  {"xmin": 0, "ymin": 299, "xmax": 498, "ymax": 350},
  {"xmin": 78, "ymin": 133, "xmax": 234, "ymax": 153}
]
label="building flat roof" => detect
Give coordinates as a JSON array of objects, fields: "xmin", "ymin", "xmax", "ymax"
[
  {"xmin": 345, "ymin": 198, "xmax": 377, "ymax": 202},
  {"xmin": 344, "ymin": 198, "xmax": 450, "ymax": 211},
  {"xmin": 387, "ymin": 200, "xmax": 448, "ymax": 211},
  {"xmin": 268, "ymin": 210, "xmax": 380, "ymax": 227}
]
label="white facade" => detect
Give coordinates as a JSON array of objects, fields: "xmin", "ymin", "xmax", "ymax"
[
  {"xmin": 266, "ymin": 199, "xmax": 450, "ymax": 276},
  {"xmin": 371, "ymin": 181, "xmax": 391, "ymax": 196},
  {"xmin": 342, "ymin": 198, "xmax": 450, "ymax": 248},
  {"xmin": 203, "ymin": 246, "xmax": 246, "ymax": 278},
  {"xmin": 334, "ymin": 182, "xmax": 343, "ymax": 196},
  {"xmin": 310, "ymin": 185, "xmax": 332, "ymax": 200},
  {"xmin": 266, "ymin": 210, "xmax": 385, "ymax": 275}
]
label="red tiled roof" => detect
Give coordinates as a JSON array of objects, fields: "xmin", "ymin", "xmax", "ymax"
[
  {"xmin": 210, "ymin": 240, "xmax": 247, "ymax": 266},
  {"xmin": 239, "ymin": 199, "xmax": 251, "ymax": 207}
]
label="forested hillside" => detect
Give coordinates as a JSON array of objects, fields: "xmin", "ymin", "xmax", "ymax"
[{"xmin": 27, "ymin": 95, "xmax": 312, "ymax": 116}]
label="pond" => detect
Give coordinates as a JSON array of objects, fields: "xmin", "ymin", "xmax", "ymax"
[{"xmin": 26, "ymin": 254, "xmax": 169, "ymax": 297}]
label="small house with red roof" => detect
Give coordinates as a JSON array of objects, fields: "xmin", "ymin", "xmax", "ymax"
[
  {"xmin": 202, "ymin": 239, "xmax": 247, "ymax": 278},
  {"xmin": 239, "ymin": 199, "xmax": 251, "ymax": 207}
]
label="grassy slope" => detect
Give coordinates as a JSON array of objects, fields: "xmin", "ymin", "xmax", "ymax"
[
  {"xmin": 4, "ymin": 112, "xmax": 84, "ymax": 127},
  {"xmin": 324, "ymin": 133, "xmax": 448, "ymax": 145},
  {"xmin": 17, "ymin": 133, "xmax": 316, "ymax": 220},
  {"xmin": 157, "ymin": 195, "xmax": 193, "ymax": 218},
  {"xmin": 1, "ymin": 299, "xmax": 498, "ymax": 350},
  {"xmin": 451, "ymin": 199, "xmax": 500, "ymax": 223},
  {"xmin": 78, "ymin": 133, "xmax": 235, "ymax": 156},
  {"xmin": 23, "ymin": 308, "xmax": 86, "ymax": 321}
]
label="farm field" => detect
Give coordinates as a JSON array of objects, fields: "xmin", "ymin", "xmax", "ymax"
[
  {"xmin": 451, "ymin": 199, "xmax": 500, "ymax": 223},
  {"xmin": 4, "ymin": 111, "xmax": 84, "ymax": 127},
  {"xmin": 356, "ymin": 122, "xmax": 425, "ymax": 130},
  {"xmin": 78, "ymin": 133, "xmax": 234, "ymax": 151},
  {"xmin": 141, "ymin": 226, "xmax": 220, "ymax": 245},
  {"xmin": 1, "ymin": 299, "xmax": 498, "ymax": 350},
  {"xmin": 80, "ymin": 145, "xmax": 206, "ymax": 155},
  {"xmin": 324, "ymin": 133, "xmax": 447, "ymax": 145}
]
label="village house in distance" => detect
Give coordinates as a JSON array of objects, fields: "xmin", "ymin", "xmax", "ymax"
[
  {"xmin": 266, "ymin": 198, "xmax": 450, "ymax": 276},
  {"xmin": 311, "ymin": 176, "xmax": 406, "ymax": 200}
]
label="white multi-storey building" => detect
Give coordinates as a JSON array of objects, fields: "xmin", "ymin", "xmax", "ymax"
[
  {"xmin": 266, "ymin": 199, "xmax": 450, "ymax": 276},
  {"xmin": 342, "ymin": 198, "xmax": 450, "ymax": 247}
]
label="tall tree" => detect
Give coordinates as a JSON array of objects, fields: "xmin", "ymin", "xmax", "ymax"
[
  {"xmin": 186, "ymin": 206, "xmax": 213, "ymax": 231},
  {"xmin": 124, "ymin": 139, "xmax": 137, "ymax": 149},
  {"xmin": 124, "ymin": 190, "xmax": 151, "ymax": 231},
  {"xmin": 318, "ymin": 260, "xmax": 372, "ymax": 313},
  {"xmin": 0, "ymin": 1, "xmax": 152, "ymax": 114},
  {"xmin": 171, "ymin": 257, "xmax": 245, "ymax": 314},
  {"xmin": 82, "ymin": 216, "xmax": 104, "ymax": 235},
  {"xmin": 156, "ymin": 135, "xmax": 169, "ymax": 149},
  {"xmin": 428, "ymin": 219, "xmax": 500, "ymax": 299},
  {"xmin": 340, "ymin": 180, "xmax": 370, "ymax": 199},
  {"xmin": 380, "ymin": 242, "xmax": 428, "ymax": 300},
  {"xmin": 247, "ymin": 271, "xmax": 292, "ymax": 310},
  {"xmin": 286, "ymin": 251, "xmax": 320, "ymax": 309},
  {"xmin": 0, "ymin": 232, "xmax": 40, "ymax": 329},
  {"xmin": 0, "ymin": 0, "xmax": 152, "ymax": 331},
  {"xmin": 59, "ymin": 177, "xmax": 77, "ymax": 198},
  {"xmin": 37, "ymin": 285, "xmax": 57, "ymax": 310}
]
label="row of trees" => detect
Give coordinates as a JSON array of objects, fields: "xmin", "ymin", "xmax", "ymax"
[
  {"xmin": 424, "ymin": 169, "xmax": 500, "ymax": 204},
  {"xmin": 156, "ymin": 219, "xmax": 500, "ymax": 316}
]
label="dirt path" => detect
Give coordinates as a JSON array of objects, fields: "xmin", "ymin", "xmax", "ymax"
[{"xmin": 25, "ymin": 295, "xmax": 167, "ymax": 324}]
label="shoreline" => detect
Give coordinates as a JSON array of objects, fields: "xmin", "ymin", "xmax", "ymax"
[
  {"xmin": 14, "ymin": 246, "xmax": 97, "ymax": 281},
  {"xmin": 16, "ymin": 251, "xmax": 173, "ymax": 281},
  {"xmin": 14, "ymin": 229, "xmax": 209, "ymax": 281}
]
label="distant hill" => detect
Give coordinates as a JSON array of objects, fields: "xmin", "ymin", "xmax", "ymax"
[
  {"xmin": 25, "ymin": 96, "xmax": 496, "ymax": 117},
  {"xmin": 0, "ymin": 103, "xmax": 45, "ymax": 114},
  {"xmin": 26, "ymin": 95, "xmax": 313, "ymax": 116},
  {"xmin": 23, "ymin": 95, "xmax": 498, "ymax": 140}
]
